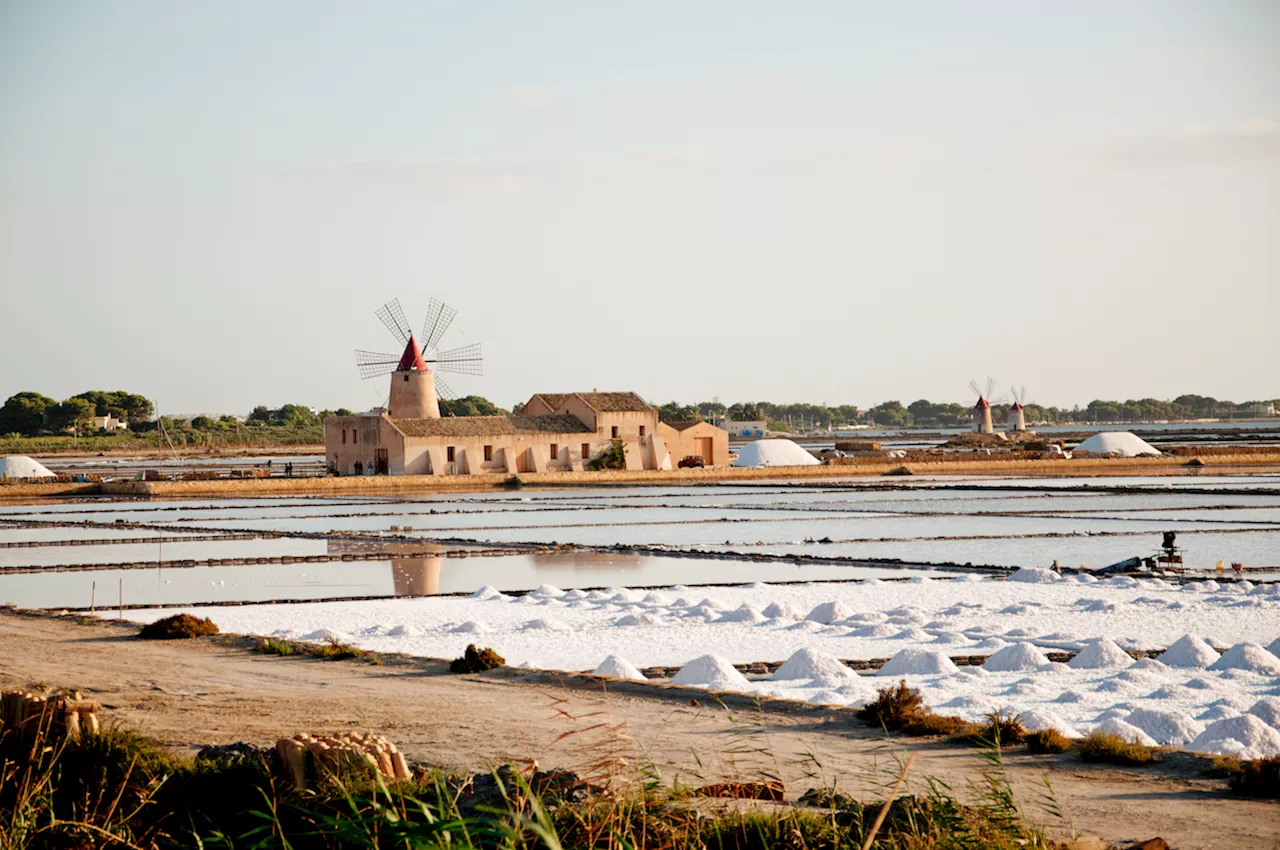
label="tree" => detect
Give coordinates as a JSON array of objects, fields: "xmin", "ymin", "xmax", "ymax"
[
  {"xmin": 0, "ymin": 392, "xmax": 56, "ymax": 436},
  {"xmin": 46, "ymin": 398, "xmax": 96, "ymax": 433},
  {"xmin": 190, "ymin": 415, "xmax": 216, "ymax": 430}
]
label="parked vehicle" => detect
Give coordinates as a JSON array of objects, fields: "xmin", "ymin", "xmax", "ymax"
[{"xmin": 678, "ymin": 455, "xmax": 706, "ymax": 468}]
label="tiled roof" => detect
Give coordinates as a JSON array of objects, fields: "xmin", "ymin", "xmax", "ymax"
[
  {"xmin": 531, "ymin": 391, "xmax": 653, "ymax": 413},
  {"xmin": 662, "ymin": 420, "xmax": 704, "ymax": 432},
  {"xmin": 389, "ymin": 414, "xmax": 593, "ymax": 438}
]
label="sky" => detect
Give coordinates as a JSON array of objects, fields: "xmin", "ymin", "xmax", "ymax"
[{"xmin": 1, "ymin": 1, "xmax": 1278, "ymax": 415}]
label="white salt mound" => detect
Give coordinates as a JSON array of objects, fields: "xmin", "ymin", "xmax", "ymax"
[
  {"xmin": 762, "ymin": 602, "xmax": 805, "ymax": 621},
  {"xmin": 1209, "ymin": 643, "xmax": 1280, "ymax": 674},
  {"xmin": 450, "ymin": 621, "xmax": 486, "ymax": 634},
  {"xmin": 1156, "ymin": 635, "xmax": 1220, "ymax": 669},
  {"xmin": 1019, "ymin": 710, "xmax": 1082, "ymax": 739},
  {"xmin": 1247, "ymin": 697, "xmax": 1280, "ymax": 729},
  {"xmin": 670, "ymin": 654, "xmax": 752, "ymax": 690},
  {"xmin": 1093, "ymin": 717, "xmax": 1158, "ymax": 747},
  {"xmin": 983, "ymin": 643, "xmax": 1051, "ymax": 672},
  {"xmin": 1009, "ymin": 567, "xmax": 1063, "ymax": 584},
  {"xmin": 771, "ymin": 648, "xmax": 856, "ymax": 685},
  {"xmin": 595, "ymin": 655, "xmax": 647, "ymax": 681},
  {"xmin": 731, "ymin": 439, "xmax": 821, "ymax": 468},
  {"xmin": 1074, "ymin": 431, "xmax": 1161, "ymax": 457},
  {"xmin": 469, "ymin": 586, "xmax": 501, "ymax": 599},
  {"xmin": 1267, "ymin": 637, "xmax": 1280, "ymax": 657},
  {"xmin": 1189, "ymin": 715, "xmax": 1280, "ymax": 760},
  {"xmin": 1123, "ymin": 708, "xmax": 1204, "ymax": 747},
  {"xmin": 1067, "ymin": 639, "xmax": 1134, "ymax": 670},
  {"xmin": 876, "ymin": 648, "xmax": 959, "ymax": 676},
  {"xmin": 520, "ymin": 617, "xmax": 569, "ymax": 631},
  {"xmin": 714, "ymin": 604, "xmax": 767, "ymax": 624},
  {"xmin": 805, "ymin": 600, "xmax": 855, "ymax": 624},
  {"xmin": 0, "ymin": 455, "xmax": 55, "ymax": 479}
]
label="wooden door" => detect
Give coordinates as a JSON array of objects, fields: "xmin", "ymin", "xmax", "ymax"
[{"xmin": 695, "ymin": 437, "xmax": 714, "ymax": 465}]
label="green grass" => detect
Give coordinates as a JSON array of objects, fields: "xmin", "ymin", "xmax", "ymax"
[
  {"xmin": 310, "ymin": 636, "xmax": 365, "ymax": 660},
  {"xmin": 0, "ymin": 704, "xmax": 1062, "ymax": 850},
  {"xmin": 1078, "ymin": 732, "xmax": 1162, "ymax": 766},
  {"xmin": 256, "ymin": 637, "xmax": 295, "ymax": 656},
  {"xmin": 1025, "ymin": 729, "xmax": 1073, "ymax": 755}
]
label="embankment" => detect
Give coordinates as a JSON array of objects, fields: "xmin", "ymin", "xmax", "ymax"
[{"xmin": 78, "ymin": 451, "xmax": 1280, "ymax": 498}]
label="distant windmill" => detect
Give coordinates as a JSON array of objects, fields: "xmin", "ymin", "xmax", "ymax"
[
  {"xmin": 355, "ymin": 298, "xmax": 483, "ymax": 418},
  {"xmin": 1008, "ymin": 385, "xmax": 1029, "ymax": 432},
  {"xmin": 969, "ymin": 377, "xmax": 996, "ymax": 434}
]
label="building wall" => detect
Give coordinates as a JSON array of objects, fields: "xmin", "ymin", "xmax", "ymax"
[
  {"xmin": 657, "ymin": 422, "xmax": 730, "ymax": 467},
  {"xmin": 402, "ymin": 432, "xmax": 597, "ymax": 476},
  {"xmin": 721, "ymin": 420, "xmax": 767, "ymax": 438},
  {"xmin": 388, "ymin": 370, "xmax": 440, "ymax": 419},
  {"xmin": 325, "ymin": 414, "xmax": 399, "ymax": 475}
]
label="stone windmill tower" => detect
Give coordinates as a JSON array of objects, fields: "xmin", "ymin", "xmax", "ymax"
[
  {"xmin": 355, "ymin": 299, "xmax": 483, "ymax": 418},
  {"xmin": 969, "ymin": 378, "xmax": 996, "ymax": 434},
  {"xmin": 1008, "ymin": 385, "xmax": 1029, "ymax": 432}
]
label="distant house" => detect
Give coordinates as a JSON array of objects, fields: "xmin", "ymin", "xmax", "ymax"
[
  {"xmin": 658, "ymin": 420, "xmax": 730, "ymax": 467},
  {"xmin": 91, "ymin": 415, "xmax": 128, "ymax": 432},
  {"xmin": 1247, "ymin": 402, "xmax": 1277, "ymax": 416},
  {"xmin": 719, "ymin": 419, "xmax": 768, "ymax": 439}
]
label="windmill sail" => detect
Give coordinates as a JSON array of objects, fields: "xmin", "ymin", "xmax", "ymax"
[
  {"xmin": 375, "ymin": 299, "xmax": 412, "ymax": 346},
  {"xmin": 426, "ymin": 342, "xmax": 483, "ymax": 376}
]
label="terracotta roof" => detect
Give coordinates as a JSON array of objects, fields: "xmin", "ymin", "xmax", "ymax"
[
  {"xmin": 662, "ymin": 420, "xmax": 704, "ymax": 432},
  {"xmin": 388, "ymin": 414, "xmax": 592, "ymax": 438},
  {"xmin": 531, "ymin": 391, "xmax": 653, "ymax": 413}
]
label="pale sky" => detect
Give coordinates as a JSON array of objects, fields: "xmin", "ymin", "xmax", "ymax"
[{"xmin": 2, "ymin": 1, "xmax": 1277, "ymax": 415}]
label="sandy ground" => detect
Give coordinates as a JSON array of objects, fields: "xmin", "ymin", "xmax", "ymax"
[{"xmin": 1, "ymin": 611, "xmax": 1277, "ymax": 849}]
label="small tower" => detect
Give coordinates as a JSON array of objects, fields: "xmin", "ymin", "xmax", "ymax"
[
  {"xmin": 1007, "ymin": 385, "xmax": 1028, "ymax": 432},
  {"xmin": 388, "ymin": 336, "xmax": 440, "ymax": 419},
  {"xmin": 970, "ymin": 378, "xmax": 995, "ymax": 434}
]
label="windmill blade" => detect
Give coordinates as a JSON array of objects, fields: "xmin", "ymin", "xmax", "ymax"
[
  {"xmin": 375, "ymin": 299, "xmax": 412, "ymax": 346},
  {"xmin": 986, "ymin": 377, "xmax": 996, "ymax": 399},
  {"xmin": 355, "ymin": 350, "xmax": 401, "ymax": 380},
  {"xmin": 427, "ymin": 342, "xmax": 483, "ymax": 376},
  {"xmin": 421, "ymin": 298, "xmax": 457, "ymax": 351},
  {"xmin": 969, "ymin": 379, "xmax": 982, "ymax": 398},
  {"xmin": 433, "ymin": 375, "xmax": 458, "ymax": 402}
]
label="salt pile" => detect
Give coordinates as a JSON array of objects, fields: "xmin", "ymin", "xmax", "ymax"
[
  {"xmin": 1067, "ymin": 639, "xmax": 1134, "ymax": 669},
  {"xmin": 1208, "ymin": 643, "xmax": 1280, "ymax": 675},
  {"xmin": 713, "ymin": 604, "xmax": 767, "ymax": 624},
  {"xmin": 670, "ymin": 655, "xmax": 752, "ymax": 690},
  {"xmin": 450, "ymin": 621, "xmax": 487, "ymax": 634},
  {"xmin": 876, "ymin": 648, "xmax": 959, "ymax": 676},
  {"xmin": 1123, "ymin": 708, "xmax": 1204, "ymax": 747},
  {"xmin": 762, "ymin": 602, "xmax": 805, "ymax": 621},
  {"xmin": 1188, "ymin": 715, "xmax": 1280, "ymax": 760},
  {"xmin": 1019, "ymin": 710, "xmax": 1082, "ymax": 738},
  {"xmin": 1247, "ymin": 697, "xmax": 1280, "ymax": 728},
  {"xmin": 0, "ymin": 455, "xmax": 55, "ymax": 479},
  {"xmin": 1074, "ymin": 431, "xmax": 1160, "ymax": 457},
  {"xmin": 983, "ymin": 643, "xmax": 1051, "ymax": 672},
  {"xmin": 1009, "ymin": 568, "xmax": 1063, "ymax": 584},
  {"xmin": 805, "ymin": 600, "xmax": 855, "ymax": 624},
  {"xmin": 1093, "ymin": 717, "xmax": 1158, "ymax": 747},
  {"xmin": 595, "ymin": 655, "xmax": 647, "ymax": 680},
  {"xmin": 771, "ymin": 648, "xmax": 856, "ymax": 685},
  {"xmin": 1156, "ymin": 635, "xmax": 1220, "ymax": 669},
  {"xmin": 731, "ymin": 439, "xmax": 820, "ymax": 468}
]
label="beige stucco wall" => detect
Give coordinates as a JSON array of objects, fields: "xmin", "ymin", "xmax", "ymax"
[
  {"xmin": 388, "ymin": 370, "xmax": 440, "ymax": 419},
  {"xmin": 324, "ymin": 414, "xmax": 402, "ymax": 475},
  {"xmin": 402, "ymin": 432, "xmax": 596, "ymax": 476},
  {"xmin": 657, "ymin": 422, "xmax": 730, "ymax": 467}
]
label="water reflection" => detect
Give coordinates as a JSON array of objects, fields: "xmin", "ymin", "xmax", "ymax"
[{"xmin": 326, "ymin": 539, "xmax": 443, "ymax": 597}]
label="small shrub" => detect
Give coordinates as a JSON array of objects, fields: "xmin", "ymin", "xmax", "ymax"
[
  {"xmin": 450, "ymin": 643, "xmax": 505, "ymax": 673},
  {"xmin": 1230, "ymin": 756, "xmax": 1280, "ymax": 798},
  {"xmin": 311, "ymin": 636, "xmax": 363, "ymax": 660},
  {"xmin": 1078, "ymin": 731, "xmax": 1161, "ymax": 766},
  {"xmin": 257, "ymin": 637, "xmax": 294, "ymax": 656},
  {"xmin": 1026, "ymin": 729, "xmax": 1073, "ymax": 754},
  {"xmin": 1204, "ymin": 755, "xmax": 1243, "ymax": 778},
  {"xmin": 856, "ymin": 680, "xmax": 972, "ymax": 736},
  {"xmin": 587, "ymin": 439, "xmax": 626, "ymax": 471},
  {"xmin": 960, "ymin": 711, "xmax": 1027, "ymax": 747},
  {"xmin": 138, "ymin": 613, "xmax": 219, "ymax": 640}
]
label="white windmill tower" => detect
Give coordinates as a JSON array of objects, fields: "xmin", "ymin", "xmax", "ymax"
[
  {"xmin": 969, "ymin": 378, "xmax": 996, "ymax": 434},
  {"xmin": 1008, "ymin": 385, "xmax": 1029, "ymax": 432}
]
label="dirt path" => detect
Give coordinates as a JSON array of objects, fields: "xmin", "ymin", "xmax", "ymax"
[{"xmin": 1, "ymin": 611, "xmax": 1276, "ymax": 849}]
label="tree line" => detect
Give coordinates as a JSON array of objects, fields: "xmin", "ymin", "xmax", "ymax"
[
  {"xmin": 655, "ymin": 394, "xmax": 1279, "ymax": 429},
  {"xmin": 0, "ymin": 390, "xmax": 155, "ymax": 437}
]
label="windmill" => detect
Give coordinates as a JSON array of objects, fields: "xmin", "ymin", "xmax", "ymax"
[
  {"xmin": 354, "ymin": 299, "xmax": 483, "ymax": 418},
  {"xmin": 1008, "ymin": 385, "xmax": 1029, "ymax": 432},
  {"xmin": 969, "ymin": 377, "xmax": 996, "ymax": 434}
]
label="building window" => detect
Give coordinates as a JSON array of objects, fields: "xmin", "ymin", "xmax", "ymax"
[
  {"xmin": 342, "ymin": 429, "xmax": 347, "ymax": 444},
  {"xmin": 353, "ymin": 430, "xmax": 358, "ymax": 444},
  {"xmin": 446, "ymin": 446, "xmax": 456, "ymax": 462},
  {"xmin": 639, "ymin": 425, "xmax": 646, "ymax": 438},
  {"xmin": 581, "ymin": 443, "xmax": 590, "ymax": 459},
  {"xmin": 611, "ymin": 426, "xmax": 619, "ymax": 438},
  {"xmin": 550, "ymin": 444, "xmax": 559, "ymax": 460},
  {"xmin": 403, "ymin": 374, "xmax": 409, "ymax": 382},
  {"xmin": 484, "ymin": 445, "xmax": 493, "ymax": 462}
]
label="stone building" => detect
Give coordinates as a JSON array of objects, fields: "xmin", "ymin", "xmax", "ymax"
[{"xmin": 324, "ymin": 337, "xmax": 727, "ymax": 476}]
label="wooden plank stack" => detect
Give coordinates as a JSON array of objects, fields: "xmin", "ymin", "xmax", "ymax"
[
  {"xmin": 275, "ymin": 732, "xmax": 412, "ymax": 790},
  {"xmin": 1, "ymin": 690, "xmax": 101, "ymax": 741}
]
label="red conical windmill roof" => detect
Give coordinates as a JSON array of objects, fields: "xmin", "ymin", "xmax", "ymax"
[
  {"xmin": 397, "ymin": 336, "xmax": 429, "ymax": 372},
  {"xmin": 975, "ymin": 396, "xmax": 990, "ymax": 409}
]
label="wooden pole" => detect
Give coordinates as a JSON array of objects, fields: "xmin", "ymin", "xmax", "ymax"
[
  {"xmin": 118, "ymin": 578, "xmax": 123, "ymax": 619},
  {"xmin": 90, "ymin": 580, "xmax": 96, "ymax": 613}
]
